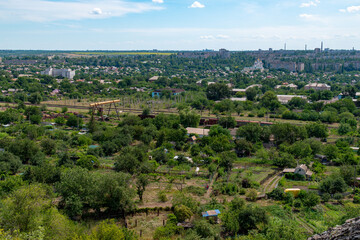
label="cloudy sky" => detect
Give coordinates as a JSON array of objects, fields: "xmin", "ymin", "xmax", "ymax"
[{"xmin": 1, "ymin": 0, "xmax": 360, "ymax": 50}]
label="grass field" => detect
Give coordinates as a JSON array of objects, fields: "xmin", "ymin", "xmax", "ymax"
[{"xmin": 71, "ymin": 52, "xmax": 174, "ymax": 56}]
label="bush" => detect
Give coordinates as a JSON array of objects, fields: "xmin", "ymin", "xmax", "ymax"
[
  {"xmin": 76, "ymin": 155, "xmax": 100, "ymax": 170},
  {"xmin": 285, "ymin": 173, "xmax": 305, "ymax": 181},
  {"xmin": 284, "ymin": 192, "xmax": 294, "ymax": 206},
  {"xmin": 246, "ymin": 189, "xmax": 258, "ymax": 202},
  {"xmin": 184, "ymin": 186, "xmax": 206, "ymax": 196},
  {"xmin": 174, "ymin": 204, "xmax": 193, "ymax": 222},
  {"xmin": 321, "ymin": 193, "xmax": 331, "ymax": 203},
  {"xmin": 158, "ymin": 191, "xmax": 168, "ymax": 202},
  {"xmin": 353, "ymin": 195, "xmax": 360, "ymax": 204},
  {"xmin": 294, "ymin": 199, "xmax": 302, "ymax": 208},
  {"xmin": 334, "ymin": 193, "xmax": 343, "ymax": 202},
  {"xmin": 267, "ymin": 187, "xmax": 285, "ymax": 201},
  {"xmin": 302, "ymin": 191, "xmax": 320, "ymax": 208}
]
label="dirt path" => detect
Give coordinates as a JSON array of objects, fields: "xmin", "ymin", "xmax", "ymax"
[
  {"xmin": 262, "ymin": 172, "xmax": 282, "ymax": 194},
  {"xmin": 138, "ymin": 202, "xmax": 172, "ymax": 208},
  {"xmin": 204, "ymin": 172, "xmax": 218, "ymax": 199},
  {"xmin": 294, "ymin": 216, "xmax": 315, "ymax": 234}
]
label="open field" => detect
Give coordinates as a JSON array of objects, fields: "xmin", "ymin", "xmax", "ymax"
[{"xmin": 0, "ymin": 98, "xmax": 341, "ymax": 128}]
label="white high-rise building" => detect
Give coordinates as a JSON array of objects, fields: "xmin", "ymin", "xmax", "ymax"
[{"xmin": 41, "ymin": 68, "xmax": 75, "ymax": 79}]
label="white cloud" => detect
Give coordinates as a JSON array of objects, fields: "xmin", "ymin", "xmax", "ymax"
[
  {"xmin": 345, "ymin": 6, "xmax": 360, "ymax": 13},
  {"xmin": 300, "ymin": 0, "xmax": 320, "ymax": 8},
  {"xmin": 216, "ymin": 34, "xmax": 230, "ymax": 39},
  {"xmin": 200, "ymin": 35, "xmax": 230, "ymax": 40},
  {"xmin": 339, "ymin": 9, "xmax": 346, "ymax": 13},
  {"xmin": 189, "ymin": 1, "xmax": 205, "ymax": 8},
  {"xmin": 299, "ymin": 13, "xmax": 317, "ymax": 20},
  {"xmin": 0, "ymin": 0, "xmax": 164, "ymax": 22},
  {"xmin": 152, "ymin": 0, "xmax": 164, "ymax": 3},
  {"xmin": 200, "ymin": 35, "xmax": 215, "ymax": 39},
  {"xmin": 90, "ymin": 8, "xmax": 103, "ymax": 15}
]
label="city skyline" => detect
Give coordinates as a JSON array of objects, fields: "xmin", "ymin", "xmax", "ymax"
[{"xmin": 1, "ymin": 0, "xmax": 360, "ymax": 50}]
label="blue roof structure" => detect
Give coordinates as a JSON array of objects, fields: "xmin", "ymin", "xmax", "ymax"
[
  {"xmin": 202, "ymin": 209, "xmax": 221, "ymax": 217},
  {"xmin": 89, "ymin": 145, "xmax": 100, "ymax": 149}
]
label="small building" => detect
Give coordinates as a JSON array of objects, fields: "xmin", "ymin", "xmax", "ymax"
[
  {"xmin": 284, "ymin": 188, "xmax": 301, "ymax": 197},
  {"xmin": 41, "ymin": 68, "xmax": 75, "ymax": 79},
  {"xmin": 282, "ymin": 164, "xmax": 313, "ymax": 180},
  {"xmin": 186, "ymin": 127, "xmax": 210, "ymax": 137},
  {"xmin": 202, "ymin": 210, "xmax": 221, "ymax": 223},
  {"xmin": 230, "ymin": 97, "xmax": 247, "ymax": 102},
  {"xmin": 304, "ymin": 83, "xmax": 331, "ymax": 91},
  {"xmin": 277, "ymin": 95, "xmax": 307, "ymax": 104},
  {"xmin": 149, "ymin": 76, "xmax": 159, "ymax": 83},
  {"xmin": 232, "ymin": 88, "xmax": 246, "ymax": 94},
  {"xmin": 187, "ymin": 135, "xmax": 197, "ymax": 143},
  {"xmin": 275, "ymin": 83, "xmax": 298, "ymax": 89},
  {"xmin": 315, "ymin": 154, "xmax": 329, "ymax": 165},
  {"xmin": 350, "ymin": 147, "xmax": 359, "ymax": 153},
  {"xmin": 152, "ymin": 88, "xmax": 185, "ymax": 98}
]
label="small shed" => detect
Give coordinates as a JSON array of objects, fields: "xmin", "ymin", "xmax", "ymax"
[
  {"xmin": 202, "ymin": 209, "xmax": 221, "ymax": 218},
  {"xmin": 315, "ymin": 154, "xmax": 328, "ymax": 164},
  {"xmin": 89, "ymin": 145, "xmax": 100, "ymax": 149}
]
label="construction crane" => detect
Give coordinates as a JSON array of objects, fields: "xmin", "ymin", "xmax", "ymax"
[{"xmin": 89, "ymin": 100, "xmax": 121, "ymax": 121}]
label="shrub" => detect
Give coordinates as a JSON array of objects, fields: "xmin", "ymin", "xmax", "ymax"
[
  {"xmin": 353, "ymin": 195, "xmax": 360, "ymax": 204},
  {"xmin": 267, "ymin": 188, "xmax": 284, "ymax": 201},
  {"xmin": 158, "ymin": 191, "xmax": 168, "ymax": 202},
  {"xmin": 294, "ymin": 199, "xmax": 302, "ymax": 208},
  {"xmin": 334, "ymin": 193, "xmax": 343, "ymax": 202},
  {"xmin": 321, "ymin": 193, "xmax": 331, "ymax": 203},
  {"xmin": 174, "ymin": 204, "xmax": 193, "ymax": 222},
  {"xmin": 246, "ymin": 189, "xmax": 258, "ymax": 202},
  {"xmin": 184, "ymin": 186, "xmax": 206, "ymax": 196},
  {"xmin": 239, "ymin": 188, "xmax": 246, "ymax": 195}
]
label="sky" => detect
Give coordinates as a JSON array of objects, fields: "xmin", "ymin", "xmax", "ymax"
[{"xmin": 1, "ymin": 0, "xmax": 360, "ymax": 50}]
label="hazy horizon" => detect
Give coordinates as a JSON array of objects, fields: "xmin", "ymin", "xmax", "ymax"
[{"xmin": 1, "ymin": 0, "xmax": 360, "ymax": 50}]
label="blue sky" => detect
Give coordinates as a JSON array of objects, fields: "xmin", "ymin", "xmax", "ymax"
[{"xmin": 1, "ymin": 0, "xmax": 360, "ymax": 50}]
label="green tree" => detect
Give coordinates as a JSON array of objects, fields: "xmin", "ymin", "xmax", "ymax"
[
  {"xmin": 66, "ymin": 114, "xmax": 83, "ymax": 128},
  {"xmin": 55, "ymin": 117, "xmax": 66, "ymax": 125},
  {"xmin": 28, "ymin": 93, "xmax": 42, "ymax": 104},
  {"xmin": 271, "ymin": 123, "xmax": 307, "ymax": 145},
  {"xmin": 179, "ymin": 109, "xmax": 200, "ymax": 128},
  {"xmin": 0, "ymin": 151, "xmax": 21, "ymax": 175},
  {"xmin": 222, "ymin": 198, "xmax": 268, "ymax": 235},
  {"xmin": 0, "ymin": 184, "xmax": 51, "ymax": 232},
  {"xmin": 288, "ymin": 97, "xmax": 307, "ymax": 109},
  {"xmin": 306, "ymin": 122, "xmax": 328, "ymax": 138},
  {"xmin": 77, "ymin": 219, "xmax": 137, "ymax": 240},
  {"xmin": 115, "ymin": 153, "xmax": 140, "ymax": 174},
  {"xmin": 41, "ymin": 138, "xmax": 57, "ymax": 155},
  {"xmin": 245, "ymin": 87, "xmax": 258, "ymax": 101},
  {"xmin": 273, "ymin": 152, "xmax": 296, "ymax": 168},
  {"xmin": 246, "ymin": 189, "xmax": 258, "ymax": 202},
  {"xmin": 61, "ymin": 107, "xmax": 68, "ymax": 113},
  {"xmin": 206, "ymin": 83, "xmax": 231, "ymax": 101},
  {"xmin": 174, "ymin": 204, "xmax": 193, "ymax": 222},
  {"xmin": 235, "ymin": 139, "xmax": 254, "ymax": 157},
  {"xmin": 209, "ymin": 125, "xmax": 231, "ymax": 137},
  {"xmin": 24, "ymin": 106, "xmax": 42, "ymax": 123},
  {"xmin": 237, "ymin": 123, "xmax": 269, "ymax": 143},
  {"xmin": 320, "ymin": 175, "xmax": 347, "ymax": 194},
  {"xmin": 77, "ymin": 155, "xmax": 100, "ymax": 170},
  {"xmin": 302, "ymin": 191, "xmax": 320, "ymax": 208},
  {"xmin": 219, "ymin": 116, "xmax": 236, "ymax": 129},
  {"xmin": 136, "ymin": 174, "xmax": 149, "ymax": 202},
  {"xmin": 260, "ymin": 91, "xmax": 280, "ymax": 111}
]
